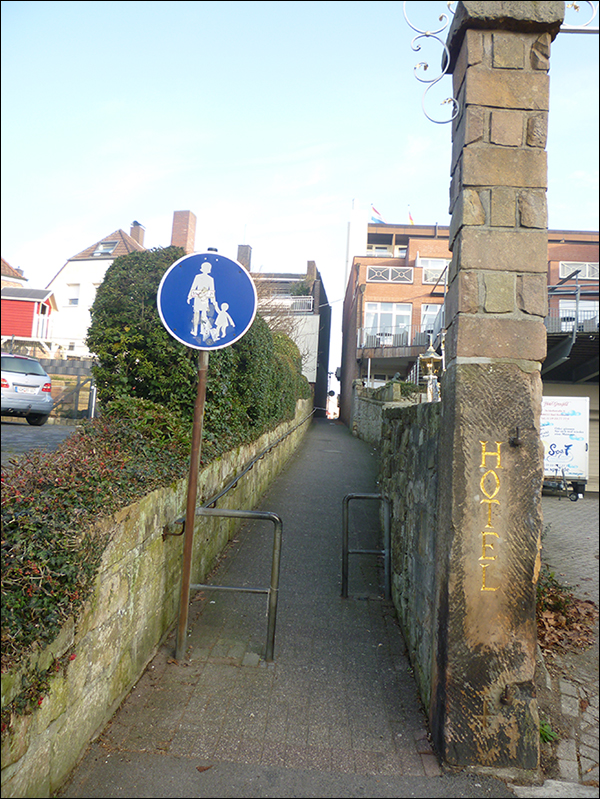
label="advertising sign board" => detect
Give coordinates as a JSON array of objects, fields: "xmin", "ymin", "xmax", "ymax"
[{"xmin": 540, "ymin": 396, "xmax": 589, "ymax": 493}]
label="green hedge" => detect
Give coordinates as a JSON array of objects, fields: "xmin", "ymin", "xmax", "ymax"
[{"xmin": 85, "ymin": 246, "xmax": 311, "ymax": 430}]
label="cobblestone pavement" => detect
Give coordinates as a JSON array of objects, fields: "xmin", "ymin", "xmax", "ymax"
[{"xmin": 531, "ymin": 493, "xmax": 599, "ymax": 795}]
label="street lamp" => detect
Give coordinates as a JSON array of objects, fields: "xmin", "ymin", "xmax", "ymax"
[{"xmin": 418, "ymin": 339, "xmax": 443, "ymax": 402}]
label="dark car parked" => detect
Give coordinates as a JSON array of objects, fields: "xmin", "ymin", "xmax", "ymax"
[{"xmin": 1, "ymin": 352, "xmax": 54, "ymax": 426}]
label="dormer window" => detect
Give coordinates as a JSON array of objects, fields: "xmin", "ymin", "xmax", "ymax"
[{"xmin": 92, "ymin": 241, "xmax": 118, "ymax": 257}]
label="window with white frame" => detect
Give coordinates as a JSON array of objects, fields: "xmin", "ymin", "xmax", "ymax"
[
  {"xmin": 420, "ymin": 303, "xmax": 443, "ymax": 333},
  {"xmin": 66, "ymin": 284, "xmax": 80, "ymax": 306},
  {"xmin": 418, "ymin": 257, "xmax": 450, "ymax": 284},
  {"xmin": 366, "ymin": 245, "xmax": 393, "ymax": 257},
  {"xmin": 364, "ymin": 302, "xmax": 412, "ymax": 342},
  {"xmin": 559, "ymin": 261, "xmax": 599, "ymax": 280},
  {"xmin": 366, "ymin": 265, "xmax": 413, "ymax": 283}
]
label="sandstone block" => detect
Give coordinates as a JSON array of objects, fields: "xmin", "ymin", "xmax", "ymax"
[
  {"xmin": 449, "ymin": 189, "xmax": 486, "ymax": 246},
  {"xmin": 531, "ymin": 32, "xmax": 551, "ymax": 70},
  {"xmin": 483, "ymin": 272, "xmax": 515, "ymax": 313},
  {"xmin": 491, "ymin": 187, "xmax": 516, "ymax": 227},
  {"xmin": 460, "ymin": 228, "xmax": 549, "ymax": 273},
  {"xmin": 445, "ymin": 315, "xmax": 547, "ymax": 361},
  {"xmin": 518, "ymin": 190, "xmax": 547, "ymax": 228},
  {"xmin": 445, "ymin": 270, "xmax": 480, "ymax": 325},
  {"xmin": 526, "ymin": 112, "xmax": 548, "ymax": 148},
  {"xmin": 490, "ymin": 109, "xmax": 523, "ymax": 147},
  {"xmin": 517, "ymin": 273, "xmax": 548, "ymax": 317},
  {"xmin": 434, "ymin": 356, "xmax": 544, "ymax": 769},
  {"xmin": 465, "ymin": 67, "xmax": 549, "ymax": 111},
  {"xmin": 492, "ymin": 32, "xmax": 524, "ymax": 68},
  {"xmin": 462, "ymin": 147, "xmax": 547, "ymax": 189}
]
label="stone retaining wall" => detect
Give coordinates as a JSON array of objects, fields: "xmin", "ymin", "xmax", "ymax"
[
  {"xmin": 378, "ymin": 402, "xmax": 441, "ymax": 711},
  {"xmin": 350, "ymin": 383, "xmax": 424, "ymax": 446},
  {"xmin": 1, "ymin": 399, "xmax": 312, "ymax": 798}
]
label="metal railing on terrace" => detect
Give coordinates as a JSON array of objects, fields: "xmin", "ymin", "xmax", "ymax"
[
  {"xmin": 258, "ymin": 295, "xmax": 314, "ymax": 314},
  {"xmin": 357, "ymin": 325, "xmax": 437, "ymax": 349},
  {"xmin": 356, "ymin": 301, "xmax": 598, "ymax": 356},
  {"xmin": 544, "ymin": 308, "xmax": 598, "ymax": 333}
]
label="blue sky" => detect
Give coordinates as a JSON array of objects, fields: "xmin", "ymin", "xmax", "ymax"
[{"xmin": 1, "ymin": 1, "xmax": 598, "ymax": 370}]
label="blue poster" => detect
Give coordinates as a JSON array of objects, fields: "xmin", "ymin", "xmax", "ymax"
[{"xmin": 157, "ymin": 252, "xmax": 257, "ymax": 350}]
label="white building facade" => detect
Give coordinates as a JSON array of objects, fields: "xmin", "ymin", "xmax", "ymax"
[{"xmin": 45, "ymin": 225, "xmax": 146, "ymax": 358}]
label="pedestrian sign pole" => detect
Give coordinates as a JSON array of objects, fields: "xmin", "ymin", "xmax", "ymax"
[
  {"xmin": 157, "ymin": 251, "xmax": 257, "ymax": 660},
  {"xmin": 176, "ymin": 349, "xmax": 209, "ymax": 660}
]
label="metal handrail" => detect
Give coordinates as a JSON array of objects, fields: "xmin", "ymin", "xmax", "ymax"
[
  {"xmin": 187, "ymin": 508, "xmax": 283, "ymax": 662},
  {"xmin": 341, "ymin": 493, "xmax": 391, "ymax": 600},
  {"xmin": 164, "ymin": 409, "xmax": 315, "ymax": 530},
  {"xmin": 167, "ymin": 408, "xmax": 314, "ymax": 661}
]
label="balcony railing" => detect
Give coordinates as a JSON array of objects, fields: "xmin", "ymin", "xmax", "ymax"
[
  {"xmin": 257, "ymin": 295, "xmax": 314, "ymax": 314},
  {"xmin": 544, "ymin": 308, "xmax": 598, "ymax": 333},
  {"xmin": 357, "ymin": 303, "xmax": 598, "ymax": 354},
  {"xmin": 357, "ymin": 325, "xmax": 437, "ymax": 349}
]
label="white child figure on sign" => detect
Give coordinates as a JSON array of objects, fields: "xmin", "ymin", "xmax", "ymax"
[{"xmin": 214, "ymin": 303, "xmax": 235, "ymax": 340}]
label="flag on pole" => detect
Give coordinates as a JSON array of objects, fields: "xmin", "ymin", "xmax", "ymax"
[
  {"xmin": 408, "ymin": 209, "xmax": 415, "ymax": 225},
  {"xmin": 370, "ymin": 205, "xmax": 386, "ymax": 224}
]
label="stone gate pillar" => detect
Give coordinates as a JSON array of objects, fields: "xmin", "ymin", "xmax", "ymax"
[{"xmin": 432, "ymin": 2, "xmax": 564, "ymax": 773}]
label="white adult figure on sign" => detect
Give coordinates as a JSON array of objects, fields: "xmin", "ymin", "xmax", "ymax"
[
  {"xmin": 187, "ymin": 259, "xmax": 216, "ymax": 336},
  {"xmin": 158, "ymin": 251, "xmax": 256, "ymax": 352},
  {"xmin": 186, "ymin": 259, "xmax": 235, "ymax": 344}
]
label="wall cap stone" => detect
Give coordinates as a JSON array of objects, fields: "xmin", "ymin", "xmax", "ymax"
[{"xmin": 445, "ymin": 2, "xmax": 565, "ymax": 73}]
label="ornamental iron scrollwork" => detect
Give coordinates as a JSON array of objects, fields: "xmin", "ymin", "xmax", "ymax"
[
  {"xmin": 403, "ymin": 1, "xmax": 459, "ymax": 125},
  {"xmin": 404, "ymin": 1, "xmax": 598, "ymax": 125},
  {"xmin": 561, "ymin": 1, "xmax": 599, "ymax": 33}
]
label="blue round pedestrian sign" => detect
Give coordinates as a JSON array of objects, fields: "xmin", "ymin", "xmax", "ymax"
[{"xmin": 157, "ymin": 252, "xmax": 257, "ymax": 350}]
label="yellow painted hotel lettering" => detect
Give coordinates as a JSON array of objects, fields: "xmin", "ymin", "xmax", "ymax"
[
  {"xmin": 480, "ymin": 441, "xmax": 502, "ymax": 469},
  {"xmin": 480, "ymin": 531, "xmax": 499, "ymax": 591},
  {"xmin": 480, "ymin": 470, "xmax": 500, "ymax": 526},
  {"xmin": 479, "ymin": 441, "xmax": 503, "ymax": 592}
]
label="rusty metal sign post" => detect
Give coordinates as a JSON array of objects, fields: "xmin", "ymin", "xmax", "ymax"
[
  {"xmin": 175, "ymin": 350, "xmax": 209, "ymax": 660},
  {"xmin": 157, "ymin": 251, "xmax": 257, "ymax": 661}
]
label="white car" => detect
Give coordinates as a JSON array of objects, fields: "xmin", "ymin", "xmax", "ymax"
[{"xmin": 1, "ymin": 353, "xmax": 54, "ymax": 426}]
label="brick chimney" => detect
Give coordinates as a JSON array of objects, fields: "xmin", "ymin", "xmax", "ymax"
[
  {"xmin": 171, "ymin": 210, "xmax": 197, "ymax": 254},
  {"xmin": 237, "ymin": 244, "xmax": 252, "ymax": 271},
  {"xmin": 130, "ymin": 220, "xmax": 145, "ymax": 246}
]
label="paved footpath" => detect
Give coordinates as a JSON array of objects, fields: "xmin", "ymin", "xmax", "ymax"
[{"xmin": 56, "ymin": 419, "xmax": 597, "ymax": 799}]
